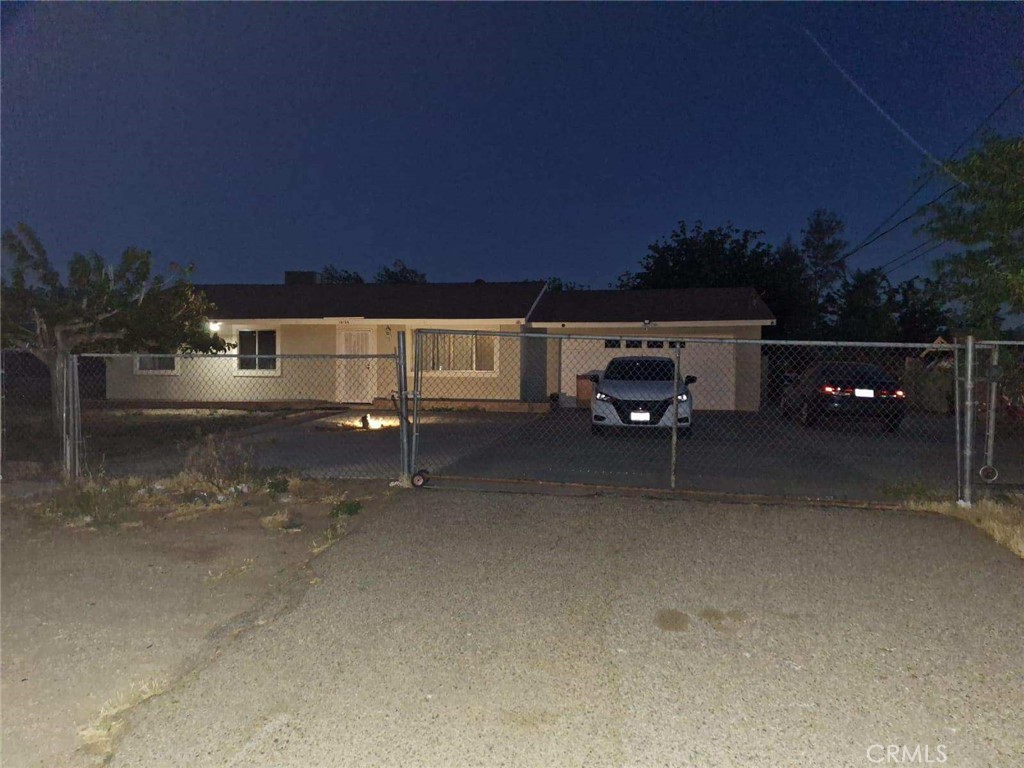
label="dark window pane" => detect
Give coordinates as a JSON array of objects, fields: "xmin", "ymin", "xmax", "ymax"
[
  {"xmin": 238, "ymin": 331, "xmax": 257, "ymax": 369},
  {"xmin": 625, "ymin": 339, "xmax": 642, "ymax": 349},
  {"xmin": 604, "ymin": 339, "xmax": 621, "ymax": 349},
  {"xmin": 257, "ymin": 330, "xmax": 277, "ymax": 369},
  {"xmin": 646, "ymin": 340, "xmax": 664, "ymax": 348},
  {"xmin": 138, "ymin": 355, "xmax": 175, "ymax": 371}
]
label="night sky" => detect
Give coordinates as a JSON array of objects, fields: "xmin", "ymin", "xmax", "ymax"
[{"xmin": 2, "ymin": 3, "xmax": 1021, "ymax": 287}]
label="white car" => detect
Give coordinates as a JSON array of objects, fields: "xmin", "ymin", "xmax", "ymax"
[{"xmin": 590, "ymin": 356, "xmax": 696, "ymax": 435}]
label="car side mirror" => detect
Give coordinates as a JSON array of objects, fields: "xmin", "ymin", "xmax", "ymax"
[
  {"xmin": 684, "ymin": 375, "xmax": 697, "ymax": 385},
  {"xmin": 588, "ymin": 373, "xmax": 600, "ymax": 383}
]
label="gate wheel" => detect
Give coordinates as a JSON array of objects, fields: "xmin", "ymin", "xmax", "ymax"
[{"xmin": 412, "ymin": 470, "xmax": 430, "ymax": 488}]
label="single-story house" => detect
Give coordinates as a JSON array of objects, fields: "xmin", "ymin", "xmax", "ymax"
[{"xmin": 105, "ymin": 273, "xmax": 776, "ymax": 411}]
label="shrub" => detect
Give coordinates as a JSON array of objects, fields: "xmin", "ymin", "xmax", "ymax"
[
  {"xmin": 265, "ymin": 476, "xmax": 290, "ymax": 497},
  {"xmin": 330, "ymin": 499, "xmax": 362, "ymax": 518},
  {"xmin": 183, "ymin": 434, "xmax": 255, "ymax": 492},
  {"xmin": 43, "ymin": 477, "xmax": 140, "ymax": 525}
]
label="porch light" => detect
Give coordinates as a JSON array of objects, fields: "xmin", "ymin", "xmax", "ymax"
[{"xmin": 208, "ymin": 321, "xmax": 222, "ymax": 332}]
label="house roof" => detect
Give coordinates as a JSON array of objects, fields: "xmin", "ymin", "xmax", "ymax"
[
  {"xmin": 530, "ymin": 287, "xmax": 775, "ymax": 324},
  {"xmin": 198, "ymin": 281, "xmax": 547, "ymax": 320}
]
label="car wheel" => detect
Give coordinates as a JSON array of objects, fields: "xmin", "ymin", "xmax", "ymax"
[
  {"xmin": 799, "ymin": 402, "xmax": 816, "ymax": 428},
  {"xmin": 591, "ymin": 424, "xmax": 606, "ymax": 436}
]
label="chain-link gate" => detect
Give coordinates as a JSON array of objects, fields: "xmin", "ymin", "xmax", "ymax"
[
  {"xmin": 60, "ymin": 351, "xmax": 404, "ymax": 480},
  {"xmin": 409, "ymin": 329, "xmax": 965, "ymax": 503},
  {"xmin": 970, "ymin": 339, "xmax": 1024, "ymax": 502}
]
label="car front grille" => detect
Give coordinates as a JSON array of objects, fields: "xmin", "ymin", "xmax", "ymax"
[{"xmin": 612, "ymin": 398, "xmax": 672, "ymax": 423}]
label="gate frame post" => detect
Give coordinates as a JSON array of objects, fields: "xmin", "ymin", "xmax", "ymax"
[
  {"xmin": 395, "ymin": 332, "xmax": 412, "ymax": 486},
  {"xmin": 670, "ymin": 342, "xmax": 680, "ymax": 490},
  {"xmin": 409, "ymin": 330, "xmax": 423, "ymax": 477},
  {"xmin": 960, "ymin": 335, "xmax": 975, "ymax": 508},
  {"xmin": 982, "ymin": 343, "xmax": 999, "ymax": 475}
]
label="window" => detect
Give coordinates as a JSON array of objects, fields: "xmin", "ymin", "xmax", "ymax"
[
  {"xmin": 646, "ymin": 340, "xmax": 664, "ymax": 348},
  {"xmin": 238, "ymin": 330, "xmax": 277, "ymax": 371},
  {"xmin": 425, "ymin": 334, "xmax": 495, "ymax": 372},
  {"xmin": 604, "ymin": 339, "xmax": 621, "ymax": 349},
  {"xmin": 136, "ymin": 355, "xmax": 176, "ymax": 374},
  {"xmin": 625, "ymin": 339, "xmax": 642, "ymax": 349},
  {"xmin": 668, "ymin": 341, "xmax": 686, "ymax": 349}
]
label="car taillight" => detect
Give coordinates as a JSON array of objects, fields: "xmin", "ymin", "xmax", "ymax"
[
  {"xmin": 894, "ymin": 389, "xmax": 905, "ymax": 399},
  {"xmin": 819, "ymin": 385, "xmax": 836, "ymax": 394}
]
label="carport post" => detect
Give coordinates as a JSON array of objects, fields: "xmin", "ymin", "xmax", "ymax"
[
  {"xmin": 960, "ymin": 335, "xmax": 975, "ymax": 507},
  {"xmin": 396, "ymin": 332, "xmax": 412, "ymax": 485},
  {"xmin": 670, "ymin": 342, "xmax": 680, "ymax": 490}
]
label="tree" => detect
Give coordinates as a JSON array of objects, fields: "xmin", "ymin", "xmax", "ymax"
[
  {"xmin": 545, "ymin": 277, "xmax": 588, "ymax": 292},
  {"xmin": 320, "ymin": 265, "xmax": 365, "ymax": 284},
  {"xmin": 891, "ymin": 277, "xmax": 949, "ymax": 343},
  {"xmin": 831, "ymin": 268, "xmax": 897, "ymax": 342},
  {"xmin": 919, "ymin": 134, "xmax": 1024, "ymax": 336},
  {"xmin": 1, "ymin": 223, "xmax": 226, "ymax": 427},
  {"xmin": 616, "ymin": 220, "xmax": 820, "ymax": 339},
  {"xmin": 374, "ymin": 259, "xmax": 426, "ymax": 284},
  {"xmin": 800, "ymin": 209, "xmax": 847, "ymax": 323}
]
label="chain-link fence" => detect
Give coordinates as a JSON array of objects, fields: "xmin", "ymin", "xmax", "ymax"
[
  {"xmin": 57, "ymin": 352, "xmax": 403, "ymax": 480},
  {"xmin": 409, "ymin": 330, "xmax": 962, "ymax": 503},
  {"xmin": 3, "ymin": 333, "xmax": 1016, "ymax": 506},
  {"xmin": 972, "ymin": 341, "xmax": 1024, "ymax": 500}
]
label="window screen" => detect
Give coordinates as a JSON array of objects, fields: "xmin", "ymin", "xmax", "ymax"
[
  {"xmin": 238, "ymin": 330, "xmax": 277, "ymax": 370},
  {"xmin": 137, "ymin": 355, "xmax": 176, "ymax": 372}
]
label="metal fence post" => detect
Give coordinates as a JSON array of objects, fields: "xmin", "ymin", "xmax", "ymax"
[
  {"xmin": 960, "ymin": 335, "xmax": 975, "ymax": 507},
  {"xmin": 60, "ymin": 352, "xmax": 81, "ymax": 481},
  {"xmin": 395, "ymin": 332, "xmax": 412, "ymax": 485}
]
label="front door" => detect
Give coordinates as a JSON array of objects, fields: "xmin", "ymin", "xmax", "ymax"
[{"xmin": 336, "ymin": 329, "xmax": 375, "ymax": 403}]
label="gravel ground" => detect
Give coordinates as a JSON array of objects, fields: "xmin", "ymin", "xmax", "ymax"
[{"xmin": 107, "ymin": 489, "xmax": 1023, "ymax": 768}]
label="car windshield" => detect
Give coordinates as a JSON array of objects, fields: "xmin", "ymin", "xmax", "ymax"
[
  {"xmin": 605, "ymin": 358, "xmax": 675, "ymax": 382},
  {"xmin": 820, "ymin": 363, "xmax": 892, "ymax": 382}
]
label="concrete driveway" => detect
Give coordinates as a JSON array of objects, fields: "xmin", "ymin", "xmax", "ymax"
[
  {"xmin": 108, "ymin": 490, "xmax": 1022, "ymax": 767},
  {"xmin": 421, "ymin": 409, "xmax": 1024, "ymax": 501}
]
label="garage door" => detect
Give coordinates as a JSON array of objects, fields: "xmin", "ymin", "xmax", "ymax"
[{"xmin": 559, "ymin": 337, "xmax": 736, "ymax": 411}]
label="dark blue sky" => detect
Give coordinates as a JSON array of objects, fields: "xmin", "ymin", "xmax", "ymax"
[{"xmin": 2, "ymin": 3, "xmax": 1021, "ymax": 287}]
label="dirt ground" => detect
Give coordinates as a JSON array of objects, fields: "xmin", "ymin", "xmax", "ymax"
[{"xmin": 0, "ymin": 477, "xmax": 395, "ymax": 768}]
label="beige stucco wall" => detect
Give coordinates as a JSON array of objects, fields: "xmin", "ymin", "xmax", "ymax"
[
  {"xmin": 106, "ymin": 323, "xmax": 340, "ymax": 402},
  {"xmin": 106, "ymin": 319, "xmax": 767, "ymax": 410},
  {"xmin": 537, "ymin": 324, "xmax": 766, "ymax": 412}
]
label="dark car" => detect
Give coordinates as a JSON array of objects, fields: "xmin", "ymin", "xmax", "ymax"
[{"xmin": 781, "ymin": 362, "xmax": 907, "ymax": 432}]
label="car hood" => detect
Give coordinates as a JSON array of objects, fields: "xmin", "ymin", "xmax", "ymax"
[{"xmin": 598, "ymin": 379, "xmax": 679, "ymax": 401}]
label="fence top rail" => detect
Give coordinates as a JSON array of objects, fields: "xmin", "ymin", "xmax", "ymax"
[
  {"xmin": 412, "ymin": 328, "xmax": 961, "ymax": 351},
  {"xmin": 76, "ymin": 352, "xmax": 397, "ymax": 361},
  {"xmin": 975, "ymin": 340, "xmax": 1024, "ymax": 347}
]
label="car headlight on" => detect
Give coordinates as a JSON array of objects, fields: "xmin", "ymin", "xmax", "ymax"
[
  {"xmin": 595, "ymin": 391, "xmax": 612, "ymax": 401},
  {"xmin": 676, "ymin": 392, "xmax": 688, "ymax": 402}
]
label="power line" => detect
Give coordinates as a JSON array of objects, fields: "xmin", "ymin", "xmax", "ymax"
[
  {"xmin": 840, "ymin": 75, "xmax": 1024, "ymax": 260},
  {"xmin": 802, "ymin": 27, "xmax": 964, "ymax": 183},
  {"xmin": 883, "ymin": 240, "xmax": 945, "ymax": 277},
  {"xmin": 842, "ymin": 185, "xmax": 957, "ymax": 262}
]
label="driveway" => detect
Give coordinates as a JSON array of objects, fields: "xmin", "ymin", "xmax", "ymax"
[
  {"xmin": 108, "ymin": 490, "xmax": 1023, "ymax": 767},
  {"xmin": 420, "ymin": 409, "xmax": 1024, "ymax": 501}
]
